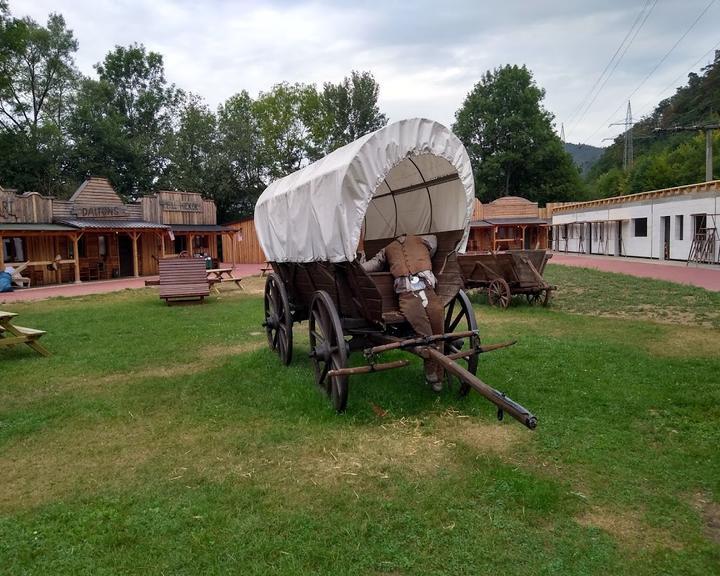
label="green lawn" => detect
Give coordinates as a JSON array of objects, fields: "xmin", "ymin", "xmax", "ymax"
[{"xmin": 1, "ymin": 268, "xmax": 719, "ymax": 575}]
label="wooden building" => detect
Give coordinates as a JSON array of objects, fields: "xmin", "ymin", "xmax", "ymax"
[
  {"xmin": 465, "ymin": 196, "xmax": 550, "ymax": 252},
  {"xmin": 222, "ymin": 217, "xmax": 267, "ymax": 264},
  {"xmin": 0, "ymin": 177, "xmax": 233, "ymax": 286}
]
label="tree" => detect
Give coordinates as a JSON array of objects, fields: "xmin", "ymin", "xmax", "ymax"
[
  {"xmin": 163, "ymin": 93, "xmax": 217, "ymax": 195},
  {"xmin": 0, "ymin": 6, "xmax": 78, "ymax": 194},
  {"xmin": 314, "ymin": 70, "xmax": 387, "ymax": 155},
  {"xmin": 214, "ymin": 90, "xmax": 265, "ymax": 220},
  {"xmin": 252, "ymin": 82, "xmax": 319, "ymax": 179},
  {"xmin": 68, "ymin": 43, "xmax": 181, "ymax": 198},
  {"xmin": 453, "ymin": 64, "xmax": 583, "ymax": 203}
]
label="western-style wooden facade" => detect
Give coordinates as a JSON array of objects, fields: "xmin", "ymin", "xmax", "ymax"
[
  {"xmin": 465, "ymin": 197, "xmax": 550, "ymax": 252},
  {"xmin": 0, "ymin": 177, "xmax": 235, "ymax": 286}
]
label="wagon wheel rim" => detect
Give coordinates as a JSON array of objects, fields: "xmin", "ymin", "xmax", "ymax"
[
  {"xmin": 444, "ymin": 290, "xmax": 480, "ymax": 397},
  {"xmin": 309, "ymin": 290, "xmax": 348, "ymax": 412},
  {"xmin": 488, "ymin": 279, "xmax": 511, "ymax": 309},
  {"xmin": 263, "ymin": 273, "xmax": 293, "ymax": 365}
]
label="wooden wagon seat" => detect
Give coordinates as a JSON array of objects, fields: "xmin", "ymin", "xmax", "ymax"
[{"xmin": 158, "ymin": 259, "xmax": 210, "ymax": 304}]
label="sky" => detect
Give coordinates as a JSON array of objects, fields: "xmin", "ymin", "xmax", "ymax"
[{"xmin": 11, "ymin": 0, "xmax": 720, "ymax": 147}]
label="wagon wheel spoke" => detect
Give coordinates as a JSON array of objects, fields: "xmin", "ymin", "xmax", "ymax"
[
  {"xmin": 264, "ymin": 273, "xmax": 294, "ymax": 365},
  {"xmin": 309, "ymin": 290, "xmax": 348, "ymax": 412},
  {"xmin": 443, "ymin": 290, "xmax": 479, "ymax": 397}
]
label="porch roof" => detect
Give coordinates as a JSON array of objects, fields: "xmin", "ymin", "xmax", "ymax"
[
  {"xmin": 0, "ymin": 223, "xmax": 77, "ymax": 232},
  {"xmin": 170, "ymin": 224, "xmax": 234, "ymax": 233},
  {"xmin": 57, "ymin": 219, "xmax": 170, "ymax": 230}
]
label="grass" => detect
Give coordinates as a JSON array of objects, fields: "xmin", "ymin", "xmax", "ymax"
[{"xmin": 0, "ymin": 268, "xmax": 719, "ymax": 575}]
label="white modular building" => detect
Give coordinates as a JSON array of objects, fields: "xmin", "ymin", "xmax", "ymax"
[{"xmin": 550, "ymin": 180, "xmax": 720, "ymax": 264}]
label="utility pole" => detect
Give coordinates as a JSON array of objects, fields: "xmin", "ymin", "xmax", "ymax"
[
  {"xmin": 655, "ymin": 124, "xmax": 719, "ymax": 182},
  {"xmin": 609, "ymin": 101, "xmax": 635, "ymax": 171},
  {"xmin": 560, "ymin": 123, "xmax": 565, "ymax": 143}
]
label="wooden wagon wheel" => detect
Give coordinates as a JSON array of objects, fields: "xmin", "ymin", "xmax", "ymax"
[
  {"xmin": 444, "ymin": 290, "xmax": 480, "ymax": 397},
  {"xmin": 308, "ymin": 290, "xmax": 349, "ymax": 413},
  {"xmin": 526, "ymin": 292, "xmax": 542, "ymax": 305},
  {"xmin": 263, "ymin": 273, "xmax": 293, "ymax": 365},
  {"xmin": 487, "ymin": 278, "xmax": 511, "ymax": 309}
]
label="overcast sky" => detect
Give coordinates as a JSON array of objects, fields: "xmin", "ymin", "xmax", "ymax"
[{"xmin": 12, "ymin": 0, "xmax": 720, "ymax": 147}]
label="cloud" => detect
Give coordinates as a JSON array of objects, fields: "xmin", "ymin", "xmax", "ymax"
[{"xmin": 11, "ymin": 0, "xmax": 720, "ymax": 146}]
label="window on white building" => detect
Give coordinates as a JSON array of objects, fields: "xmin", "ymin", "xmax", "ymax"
[
  {"xmin": 693, "ymin": 214, "xmax": 707, "ymax": 238},
  {"xmin": 675, "ymin": 216, "xmax": 683, "ymax": 240},
  {"xmin": 2, "ymin": 236, "xmax": 25, "ymax": 262},
  {"xmin": 633, "ymin": 218, "xmax": 648, "ymax": 237}
]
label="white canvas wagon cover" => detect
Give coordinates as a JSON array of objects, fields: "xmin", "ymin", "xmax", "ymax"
[{"xmin": 255, "ymin": 118, "xmax": 475, "ymax": 263}]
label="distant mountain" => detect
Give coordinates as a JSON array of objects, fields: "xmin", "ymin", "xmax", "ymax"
[{"xmin": 564, "ymin": 142, "xmax": 604, "ymax": 175}]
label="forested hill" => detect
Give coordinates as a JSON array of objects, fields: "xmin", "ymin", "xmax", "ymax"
[
  {"xmin": 588, "ymin": 50, "xmax": 720, "ymax": 198},
  {"xmin": 564, "ymin": 142, "xmax": 604, "ymax": 175}
]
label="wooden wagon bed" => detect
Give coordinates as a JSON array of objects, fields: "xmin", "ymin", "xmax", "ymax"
[{"xmin": 457, "ymin": 249, "xmax": 555, "ymax": 308}]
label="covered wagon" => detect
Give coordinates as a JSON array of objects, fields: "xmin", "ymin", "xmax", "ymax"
[{"xmin": 255, "ymin": 118, "xmax": 537, "ymax": 429}]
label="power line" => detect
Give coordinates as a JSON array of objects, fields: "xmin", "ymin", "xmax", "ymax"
[
  {"xmin": 566, "ymin": 0, "xmax": 655, "ymax": 130},
  {"xmin": 635, "ymin": 39, "xmax": 720, "ymax": 120},
  {"xmin": 582, "ymin": 0, "xmax": 718, "ymax": 145}
]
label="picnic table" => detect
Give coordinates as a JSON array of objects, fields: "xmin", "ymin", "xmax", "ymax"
[
  {"xmin": 0, "ymin": 310, "xmax": 50, "ymax": 356},
  {"xmin": 206, "ymin": 268, "xmax": 243, "ymax": 294}
]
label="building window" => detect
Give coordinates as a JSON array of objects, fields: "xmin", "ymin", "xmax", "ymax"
[
  {"xmin": 693, "ymin": 214, "xmax": 707, "ymax": 238},
  {"xmin": 2, "ymin": 237, "xmax": 25, "ymax": 262},
  {"xmin": 561, "ymin": 225, "xmax": 567, "ymax": 240},
  {"xmin": 675, "ymin": 216, "xmax": 683, "ymax": 240},
  {"xmin": 633, "ymin": 218, "xmax": 648, "ymax": 237},
  {"xmin": 98, "ymin": 235, "xmax": 107, "ymax": 257}
]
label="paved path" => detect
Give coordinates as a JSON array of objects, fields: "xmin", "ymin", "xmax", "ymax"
[
  {"xmin": 0, "ymin": 263, "xmax": 265, "ymax": 304},
  {"xmin": 550, "ymin": 253, "xmax": 720, "ymax": 292}
]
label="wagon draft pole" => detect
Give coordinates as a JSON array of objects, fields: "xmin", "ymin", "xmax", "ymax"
[{"xmin": 254, "ymin": 118, "xmax": 538, "ymax": 430}]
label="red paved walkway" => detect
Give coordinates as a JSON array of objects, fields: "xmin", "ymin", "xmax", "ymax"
[
  {"xmin": 0, "ymin": 263, "xmax": 264, "ymax": 303},
  {"xmin": 550, "ymin": 253, "xmax": 720, "ymax": 292}
]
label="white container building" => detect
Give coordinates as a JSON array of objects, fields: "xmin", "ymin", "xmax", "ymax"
[{"xmin": 550, "ymin": 180, "xmax": 719, "ymax": 263}]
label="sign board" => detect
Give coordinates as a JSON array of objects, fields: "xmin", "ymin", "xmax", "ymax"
[
  {"xmin": 159, "ymin": 201, "xmax": 202, "ymax": 213},
  {"xmin": 71, "ymin": 205, "xmax": 129, "ymax": 219}
]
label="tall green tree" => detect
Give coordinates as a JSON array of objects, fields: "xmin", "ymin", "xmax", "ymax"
[
  {"xmin": 68, "ymin": 43, "xmax": 181, "ymax": 198},
  {"xmin": 0, "ymin": 5, "xmax": 78, "ymax": 194},
  {"xmin": 453, "ymin": 64, "xmax": 583, "ymax": 203},
  {"xmin": 313, "ymin": 70, "xmax": 387, "ymax": 155},
  {"xmin": 252, "ymin": 82, "xmax": 319, "ymax": 179},
  {"xmin": 214, "ymin": 90, "xmax": 264, "ymax": 220},
  {"xmin": 163, "ymin": 93, "xmax": 217, "ymax": 195}
]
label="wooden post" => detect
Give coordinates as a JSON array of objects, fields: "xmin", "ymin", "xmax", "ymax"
[
  {"xmin": 160, "ymin": 232, "xmax": 166, "ymax": 257},
  {"xmin": 72, "ymin": 233, "xmax": 81, "ymax": 284},
  {"xmin": 0, "ymin": 234, "xmax": 4, "ymax": 269},
  {"xmin": 231, "ymin": 233, "xmax": 237, "ymax": 268},
  {"xmin": 130, "ymin": 232, "xmax": 139, "ymax": 277},
  {"xmin": 521, "ymin": 225, "xmax": 526, "ymax": 249},
  {"xmin": 188, "ymin": 234, "xmax": 194, "ymax": 256},
  {"xmin": 492, "ymin": 226, "xmax": 497, "ymax": 252}
]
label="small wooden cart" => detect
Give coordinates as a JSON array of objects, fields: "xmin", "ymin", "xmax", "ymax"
[
  {"xmin": 255, "ymin": 119, "xmax": 537, "ymax": 429},
  {"xmin": 457, "ymin": 250, "xmax": 555, "ymax": 309}
]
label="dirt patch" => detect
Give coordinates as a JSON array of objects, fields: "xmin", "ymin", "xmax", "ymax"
[
  {"xmin": 691, "ymin": 493, "xmax": 720, "ymax": 544},
  {"xmin": 643, "ymin": 326, "xmax": 720, "ymax": 358},
  {"xmin": 577, "ymin": 506, "xmax": 682, "ymax": 551},
  {"xmin": 279, "ymin": 410, "xmax": 522, "ymax": 487},
  {"xmin": 0, "ymin": 416, "xmax": 270, "ymax": 513}
]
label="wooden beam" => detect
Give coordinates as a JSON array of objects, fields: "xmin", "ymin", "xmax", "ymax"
[
  {"xmin": 130, "ymin": 231, "xmax": 139, "ymax": 277},
  {"xmin": 160, "ymin": 232, "xmax": 166, "ymax": 258},
  {"xmin": 72, "ymin": 233, "xmax": 81, "ymax": 284},
  {"xmin": 0, "ymin": 234, "xmax": 4, "ymax": 269},
  {"xmin": 372, "ymin": 173, "xmax": 461, "ymax": 200}
]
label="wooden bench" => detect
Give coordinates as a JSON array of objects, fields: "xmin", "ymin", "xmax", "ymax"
[
  {"xmin": 158, "ymin": 259, "xmax": 210, "ymax": 305},
  {"xmin": 0, "ymin": 311, "xmax": 50, "ymax": 356}
]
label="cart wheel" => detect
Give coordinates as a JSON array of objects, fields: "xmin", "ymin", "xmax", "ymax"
[
  {"xmin": 444, "ymin": 290, "xmax": 480, "ymax": 397},
  {"xmin": 526, "ymin": 292, "xmax": 541, "ymax": 305},
  {"xmin": 263, "ymin": 273, "xmax": 293, "ymax": 365},
  {"xmin": 309, "ymin": 290, "xmax": 348, "ymax": 413},
  {"xmin": 488, "ymin": 279, "xmax": 511, "ymax": 309}
]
